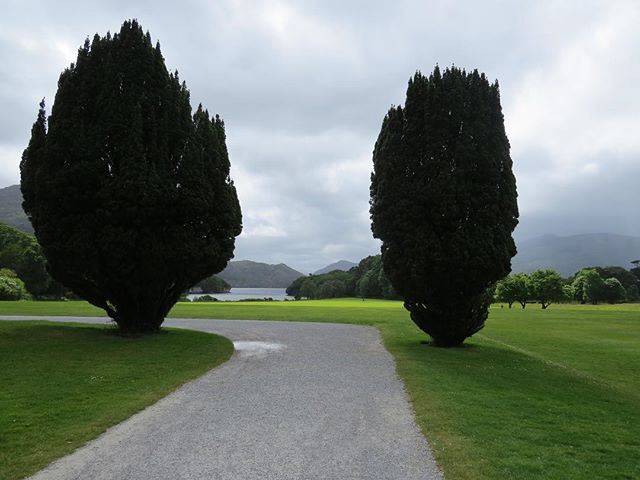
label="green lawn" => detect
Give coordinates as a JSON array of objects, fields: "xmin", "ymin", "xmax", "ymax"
[
  {"xmin": 1, "ymin": 300, "xmax": 639, "ymax": 479},
  {"xmin": 0, "ymin": 321, "xmax": 233, "ymax": 480}
]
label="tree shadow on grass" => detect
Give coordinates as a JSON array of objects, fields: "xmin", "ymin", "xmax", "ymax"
[
  {"xmin": 419, "ymin": 339, "xmax": 476, "ymax": 349},
  {"xmin": 0, "ymin": 321, "xmax": 170, "ymax": 343}
]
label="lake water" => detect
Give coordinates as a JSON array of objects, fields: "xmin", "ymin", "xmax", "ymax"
[{"xmin": 187, "ymin": 287, "xmax": 294, "ymax": 302}]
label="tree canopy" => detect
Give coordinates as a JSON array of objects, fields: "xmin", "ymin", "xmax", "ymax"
[
  {"xmin": 0, "ymin": 223, "xmax": 62, "ymax": 297},
  {"xmin": 528, "ymin": 269, "xmax": 568, "ymax": 309},
  {"xmin": 495, "ymin": 272, "xmax": 529, "ymax": 308},
  {"xmin": 191, "ymin": 275, "xmax": 231, "ymax": 294},
  {"xmin": 572, "ymin": 268, "xmax": 606, "ymax": 304},
  {"xmin": 20, "ymin": 20, "xmax": 242, "ymax": 332},
  {"xmin": 593, "ymin": 266, "xmax": 639, "ymax": 292},
  {"xmin": 370, "ymin": 66, "xmax": 518, "ymax": 346},
  {"xmin": 286, "ymin": 255, "xmax": 399, "ymax": 300},
  {"xmin": 602, "ymin": 277, "xmax": 626, "ymax": 304},
  {"xmin": 572, "ymin": 267, "xmax": 630, "ymax": 304},
  {"xmin": 0, "ymin": 268, "xmax": 29, "ymax": 300}
]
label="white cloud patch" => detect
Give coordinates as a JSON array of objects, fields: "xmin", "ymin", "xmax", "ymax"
[
  {"xmin": 0, "ymin": 145, "xmax": 23, "ymax": 186},
  {"xmin": 507, "ymin": 2, "xmax": 640, "ymax": 164},
  {"xmin": 0, "ymin": 0, "xmax": 639, "ymax": 270}
]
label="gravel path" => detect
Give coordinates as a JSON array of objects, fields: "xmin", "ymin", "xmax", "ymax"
[{"xmin": 1, "ymin": 316, "xmax": 442, "ymax": 480}]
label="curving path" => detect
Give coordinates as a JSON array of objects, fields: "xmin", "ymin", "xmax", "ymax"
[{"xmin": 1, "ymin": 316, "xmax": 442, "ymax": 480}]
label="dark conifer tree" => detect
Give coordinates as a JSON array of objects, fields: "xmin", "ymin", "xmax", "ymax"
[
  {"xmin": 370, "ymin": 66, "xmax": 518, "ymax": 346},
  {"xmin": 21, "ymin": 20, "xmax": 242, "ymax": 333}
]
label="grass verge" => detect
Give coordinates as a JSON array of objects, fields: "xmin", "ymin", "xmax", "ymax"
[
  {"xmin": 1, "ymin": 300, "xmax": 639, "ymax": 479},
  {"xmin": 0, "ymin": 321, "xmax": 233, "ymax": 480}
]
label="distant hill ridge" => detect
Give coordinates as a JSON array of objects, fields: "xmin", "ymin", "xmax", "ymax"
[
  {"xmin": 218, "ymin": 260, "xmax": 304, "ymax": 288},
  {"xmin": 0, "ymin": 185, "xmax": 32, "ymax": 233},
  {"xmin": 313, "ymin": 260, "xmax": 357, "ymax": 275},
  {"xmin": 512, "ymin": 233, "xmax": 640, "ymax": 277}
]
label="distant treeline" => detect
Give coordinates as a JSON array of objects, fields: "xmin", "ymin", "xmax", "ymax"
[
  {"xmin": 3, "ymin": 217, "xmax": 640, "ymax": 307},
  {"xmin": 189, "ymin": 275, "xmax": 231, "ymax": 294},
  {"xmin": 286, "ymin": 255, "xmax": 400, "ymax": 300},
  {"xmin": 292, "ymin": 257, "xmax": 640, "ymax": 305},
  {"xmin": 495, "ymin": 264, "xmax": 640, "ymax": 308}
]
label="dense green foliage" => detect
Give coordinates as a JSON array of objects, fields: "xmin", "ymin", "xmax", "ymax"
[
  {"xmin": 20, "ymin": 21, "xmax": 242, "ymax": 332},
  {"xmin": 191, "ymin": 275, "xmax": 230, "ymax": 293},
  {"xmin": 286, "ymin": 255, "xmax": 398, "ymax": 299},
  {"xmin": 589, "ymin": 266, "xmax": 639, "ymax": 302},
  {"xmin": 0, "ymin": 223, "xmax": 62, "ymax": 297},
  {"xmin": 528, "ymin": 269, "xmax": 568, "ymax": 309},
  {"xmin": 496, "ymin": 266, "xmax": 634, "ymax": 308},
  {"xmin": 497, "ymin": 270, "xmax": 569, "ymax": 309},
  {"xmin": 0, "ymin": 269, "xmax": 28, "ymax": 300},
  {"xmin": 572, "ymin": 269, "xmax": 604, "ymax": 304},
  {"xmin": 594, "ymin": 266, "xmax": 639, "ymax": 291},
  {"xmin": 626, "ymin": 284, "xmax": 640, "ymax": 302},
  {"xmin": 191, "ymin": 294, "xmax": 220, "ymax": 302},
  {"xmin": 0, "ymin": 321, "xmax": 233, "ymax": 480},
  {"xmin": 603, "ymin": 277, "xmax": 626, "ymax": 303},
  {"xmin": 630, "ymin": 260, "xmax": 640, "ymax": 282},
  {"xmin": 352, "ymin": 255, "xmax": 398, "ymax": 299},
  {"xmin": 289, "ymin": 270, "xmax": 353, "ymax": 299},
  {"xmin": 370, "ymin": 66, "xmax": 518, "ymax": 346},
  {"xmin": 494, "ymin": 272, "xmax": 529, "ymax": 308}
]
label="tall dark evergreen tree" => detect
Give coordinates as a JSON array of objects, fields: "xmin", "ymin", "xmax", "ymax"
[
  {"xmin": 21, "ymin": 20, "xmax": 242, "ymax": 333},
  {"xmin": 370, "ymin": 66, "xmax": 518, "ymax": 346}
]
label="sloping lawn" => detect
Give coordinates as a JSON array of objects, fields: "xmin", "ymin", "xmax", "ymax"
[
  {"xmin": 1, "ymin": 300, "xmax": 639, "ymax": 479},
  {"xmin": 0, "ymin": 321, "xmax": 233, "ymax": 480}
]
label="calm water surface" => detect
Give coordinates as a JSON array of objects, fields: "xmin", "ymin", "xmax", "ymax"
[{"xmin": 187, "ymin": 287, "xmax": 294, "ymax": 302}]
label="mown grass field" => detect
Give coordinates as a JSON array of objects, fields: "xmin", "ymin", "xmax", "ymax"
[
  {"xmin": 0, "ymin": 321, "xmax": 233, "ymax": 480},
  {"xmin": 1, "ymin": 300, "xmax": 639, "ymax": 479}
]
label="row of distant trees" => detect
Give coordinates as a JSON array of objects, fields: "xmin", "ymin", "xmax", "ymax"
[
  {"xmin": 288, "ymin": 261, "xmax": 640, "ymax": 308},
  {"xmin": 287, "ymin": 255, "xmax": 400, "ymax": 300},
  {"xmin": 495, "ymin": 265, "xmax": 640, "ymax": 308},
  {"xmin": 4, "ymin": 214, "xmax": 638, "ymax": 310}
]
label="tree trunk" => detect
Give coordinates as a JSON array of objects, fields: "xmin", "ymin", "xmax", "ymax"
[
  {"xmin": 406, "ymin": 299, "xmax": 486, "ymax": 348},
  {"xmin": 115, "ymin": 309, "xmax": 164, "ymax": 334}
]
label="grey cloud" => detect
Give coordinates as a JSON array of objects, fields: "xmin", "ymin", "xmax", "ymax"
[
  {"xmin": 1, "ymin": 1, "xmax": 639, "ymax": 272},
  {"xmin": 515, "ymin": 151, "xmax": 640, "ymax": 241}
]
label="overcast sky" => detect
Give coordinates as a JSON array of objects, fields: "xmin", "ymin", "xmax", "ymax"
[{"xmin": 1, "ymin": 0, "xmax": 639, "ymax": 272}]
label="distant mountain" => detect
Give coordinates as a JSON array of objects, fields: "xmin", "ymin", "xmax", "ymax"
[
  {"xmin": 513, "ymin": 233, "xmax": 640, "ymax": 277},
  {"xmin": 218, "ymin": 260, "xmax": 304, "ymax": 288},
  {"xmin": 313, "ymin": 260, "xmax": 357, "ymax": 275},
  {"xmin": 0, "ymin": 185, "xmax": 32, "ymax": 233}
]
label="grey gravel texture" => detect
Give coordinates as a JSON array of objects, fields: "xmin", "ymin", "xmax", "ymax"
[{"xmin": 1, "ymin": 316, "xmax": 443, "ymax": 480}]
